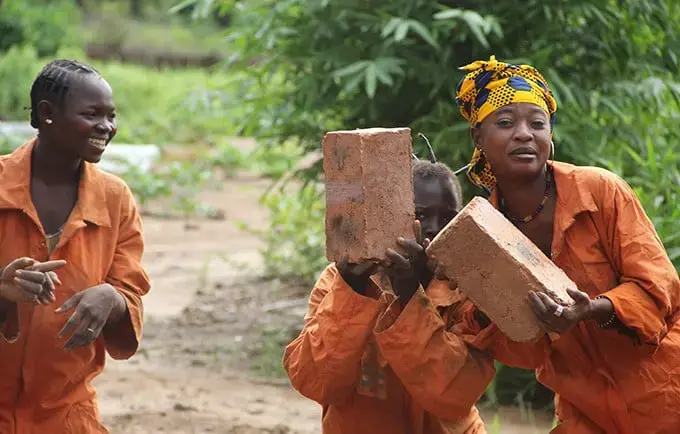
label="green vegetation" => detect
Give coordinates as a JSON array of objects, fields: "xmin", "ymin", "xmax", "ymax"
[
  {"xmin": 187, "ymin": 0, "xmax": 680, "ymax": 409},
  {"xmin": 0, "ymin": 44, "xmax": 245, "ymax": 145},
  {"xmin": 204, "ymin": 0, "xmax": 680, "ymax": 271}
]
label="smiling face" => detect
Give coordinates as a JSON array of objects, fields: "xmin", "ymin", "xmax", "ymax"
[
  {"xmin": 39, "ymin": 75, "xmax": 117, "ymax": 163},
  {"xmin": 471, "ymin": 102, "xmax": 551, "ymax": 183}
]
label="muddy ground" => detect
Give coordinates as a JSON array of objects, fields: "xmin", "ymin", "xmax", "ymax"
[{"xmin": 94, "ymin": 170, "xmax": 554, "ymax": 434}]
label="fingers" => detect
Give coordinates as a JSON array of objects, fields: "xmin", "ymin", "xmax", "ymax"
[
  {"xmin": 63, "ymin": 318, "xmax": 103, "ymax": 351},
  {"xmin": 37, "ymin": 289, "xmax": 55, "ymax": 305},
  {"xmin": 46, "ymin": 271, "xmax": 60, "ymax": 289},
  {"xmin": 58, "ymin": 310, "xmax": 80, "ymax": 339},
  {"xmin": 4, "ymin": 257, "xmax": 37, "ymax": 276},
  {"xmin": 15, "ymin": 269, "xmax": 58, "ymax": 305},
  {"xmin": 55, "ymin": 292, "xmax": 83, "ymax": 314},
  {"xmin": 385, "ymin": 248, "xmax": 410, "ymax": 269},
  {"xmin": 527, "ymin": 291, "xmax": 550, "ymax": 318},
  {"xmin": 567, "ymin": 288, "xmax": 590, "ymax": 305},
  {"xmin": 353, "ymin": 261, "xmax": 377, "ymax": 276},
  {"xmin": 337, "ymin": 255, "xmax": 349, "ymax": 271},
  {"xmin": 16, "ymin": 270, "xmax": 48, "ymax": 284},
  {"xmin": 396, "ymin": 238, "xmax": 424, "ymax": 259},
  {"xmin": 413, "ymin": 220, "xmax": 423, "ymax": 245},
  {"xmin": 30, "ymin": 260, "xmax": 67, "ymax": 273},
  {"xmin": 14, "ymin": 277, "xmax": 42, "ymax": 297},
  {"xmin": 536, "ymin": 292, "xmax": 560, "ymax": 312}
]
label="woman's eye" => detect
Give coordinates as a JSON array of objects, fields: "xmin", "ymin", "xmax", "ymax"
[
  {"xmin": 497, "ymin": 119, "xmax": 513, "ymax": 127},
  {"xmin": 532, "ymin": 120, "xmax": 546, "ymax": 129}
]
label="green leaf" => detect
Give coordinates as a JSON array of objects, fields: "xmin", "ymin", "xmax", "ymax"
[
  {"xmin": 382, "ymin": 17, "xmax": 401, "ymax": 38},
  {"xmin": 168, "ymin": 0, "xmax": 198, "ymax": 15},
  {"xmin": 461, "ymin": 11, "xmax": 491, "ymax": 48},
  {"xmin": 365, "ymin": 63, "xmax": 377, "ymax": 98},
  {"xmin": 332, "ymin": 61, "xmax": 368, "ymax": 79},
  {"xmin": 434, "ymin": 8, "xmax": 463, "ymax": 20},
  {"xmin": 408, "ymin": 20, "xmax": 439, "ymax": 49},
  {"xmin": 395, "ymin": 21, "xmax": 410, "ymax": 41}
]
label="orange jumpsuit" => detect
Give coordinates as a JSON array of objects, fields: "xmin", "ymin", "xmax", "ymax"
[
  {"xmin": 283, "ymin": 264, "xmax": 493, "ymax": 434},
  {"xmin": 0, "ymin": 140, "xmax": 151, "ymax": 433},
  {"xmin": 462, "ymin": 161, "xmax": 680, "ymax": 434}
]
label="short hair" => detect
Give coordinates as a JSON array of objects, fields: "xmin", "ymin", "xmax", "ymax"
[
  {"xmin": 412, "ymin": 160, "xmax": 464, "ymax": 210},
  {"xmin": 29, "ymin": 59, "xmax": 102, "ymax": 128}
]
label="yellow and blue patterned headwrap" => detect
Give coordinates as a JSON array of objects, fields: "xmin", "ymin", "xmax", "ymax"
[{"xmin": 455, "ymin": 55, "xmax": 557, "ymax": 192}]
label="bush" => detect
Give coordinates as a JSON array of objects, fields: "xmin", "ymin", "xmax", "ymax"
[
  {"xmin": 216, "ymin": 0, "xmax": 680, "ymax": 270},
  {"xmin": 242, "ymin": 182, "xmax": 327, "ymax": 285},
  {"xmin": 0, "ymin": 0, "xmax": 81, "ymax": 57},
  {"xmin": 0, "ymin": 46, "xmax": 245, "ymax": 146},
  {"xmin": 0, "ymin": 45, "xmax": 41, "ymax": 120}
]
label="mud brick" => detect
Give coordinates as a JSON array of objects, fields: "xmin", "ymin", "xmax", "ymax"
[
  {"xmin": 426, "ymin": 196, "xmax": 575, "ymax": 342},
  {"xmin": 323, "ymin": 127, "xmax": 415, "ymax": 263}
]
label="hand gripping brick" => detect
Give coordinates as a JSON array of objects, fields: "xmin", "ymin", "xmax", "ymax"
[{"xmin": 426, "ymin": 196, "xmax": 576, "ymax": 342}]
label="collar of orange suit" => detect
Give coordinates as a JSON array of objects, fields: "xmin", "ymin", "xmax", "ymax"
[
  {"xmin": 0, "ymin": 138, "xmax": 111, "ymax": 228},
  {"xmin": 455, "ymin": 55, "xmax": 558, "ymax": 192}
]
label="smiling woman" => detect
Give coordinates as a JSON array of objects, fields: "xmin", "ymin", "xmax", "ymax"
[{"xmin": 0, "ymin": 60, "xmax": 150, "ymax": 433}]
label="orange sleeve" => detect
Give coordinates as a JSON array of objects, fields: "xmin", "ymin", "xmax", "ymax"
[
  {"xmin": 455, "ymin": 305, "xmax": 551, "ymax": 370},
  {"xmin": 282, "ymin": 264, "xmax": 383, "ymax": 404},
  {"xmin": 596, "ymin": 175, "xmax": 680, "ymax": 345},
  {"xmin": 373, "ymin": 289, "xmax": 495, "ymax": 419},
  {"xmin": 103, "ymin": 184, "xmax": 151, "ymax": 360},
  {"xmin": 0, "ymin": 299, "xmax": 19, "ymax": 343}
]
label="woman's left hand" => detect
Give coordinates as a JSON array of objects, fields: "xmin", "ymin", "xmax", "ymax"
[
  {"xmin": 56, "ymin": 284, "xmax": 127, "ymax": 351},
  {"xmin": 528, "ymin": 288, "xmax": 592, "ymax": 334}
]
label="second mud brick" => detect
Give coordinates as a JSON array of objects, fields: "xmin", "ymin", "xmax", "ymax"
[
  {"xmin": 323, "ymin": 127, "xmax": 415, "ymax": 263},
  {"xmin": 426, "ymin": 197, "xmax": 576, "ymax": 342}
]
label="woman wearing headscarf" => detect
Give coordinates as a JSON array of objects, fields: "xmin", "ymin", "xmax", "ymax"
[{"xmin": 454, "ymin": 56, "xmax": 680, "ymax": 433}]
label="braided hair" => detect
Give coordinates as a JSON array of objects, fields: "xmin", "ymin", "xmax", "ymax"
[
  {"xmin": 413, "ymin": 133, "xmax": 464, "ymax": 210},
  {"xmin": 29, "ymin": 60, "xmax": 101, "ymax": 128}
]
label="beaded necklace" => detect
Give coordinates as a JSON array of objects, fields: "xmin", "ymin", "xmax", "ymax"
[{"xmin": 499, "ymin": 167, "xmax": 553, "ymax": 224}]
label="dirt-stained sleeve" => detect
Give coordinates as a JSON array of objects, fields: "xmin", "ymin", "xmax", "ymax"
[
  {"xmin": 282, "ymin": 264, "xmax": 383, "ymax": 405},
  {"xmin": 373, "ymin": 289, "xmax": 495, "ymax": 420},
  {"xmin": 596, "ymin": 174, "xmax": 680, "ymax": 345},
  {"xmin": 103, "ymin": 184, "xmax": 151, "ymax": 360},
  {"xmin": 0, "ymin": 299, "xmax": 19, "ymax": 343},
  {"xmin": 456, "ymin": 305, "xmax": 551, "ymax": 370}
]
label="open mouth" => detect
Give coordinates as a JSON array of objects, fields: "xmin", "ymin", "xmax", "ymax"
[
  {"xmin": 509, "ymin": 147, "xmax": 537, "ymax": 157},
  {"xmin": 88, "ymin": 137, "xmax": 108, "ymax": 148}
]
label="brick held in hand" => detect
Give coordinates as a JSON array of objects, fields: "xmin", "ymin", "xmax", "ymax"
[
  {"xmin": 426, "ymin": 196, "xmax": 576, "ymax": 342},
  {"xmin": 323, "ymin": 127, "xmax": 415, "ymax": 263}
]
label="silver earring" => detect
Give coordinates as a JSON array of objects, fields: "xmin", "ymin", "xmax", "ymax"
[{"xmin": 45, "ymin": 119, "xmax": 53, "ymax": 125}]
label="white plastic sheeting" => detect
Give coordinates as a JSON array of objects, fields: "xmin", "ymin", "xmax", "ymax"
[{"xmin": 0, "ymin": 122, "xmax": 160, "ymax": 174}]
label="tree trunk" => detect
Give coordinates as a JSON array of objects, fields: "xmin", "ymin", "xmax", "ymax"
[{"xmin": 130, "ymin": 0, "xmax": 142, "ymax": 18}]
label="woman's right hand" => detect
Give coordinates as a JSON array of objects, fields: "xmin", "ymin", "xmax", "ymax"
[
  {"xmin": 337, "ymin": 256, "xmax": 378, "ymax": 295},
  {"xmin": 0, "ymin": 258, "xmax": 66, "ymax": 305}
]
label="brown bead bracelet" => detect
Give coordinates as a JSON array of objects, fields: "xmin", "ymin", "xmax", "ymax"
[{"xmin": 594, "ymin": 295, "xmax": 617, "ymax": 328}]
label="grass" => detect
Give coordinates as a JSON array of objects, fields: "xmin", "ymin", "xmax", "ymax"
[
  {"xmin": 83, "ymin": 13, "xmax": 229, "ymax": 55},
  {"xmin": 0, "ymin": 44, "xmax": 247, "ymax": 147}
]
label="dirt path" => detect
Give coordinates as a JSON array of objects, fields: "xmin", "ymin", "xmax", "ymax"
[{"xmin": 94, "ymin": 173, "xmax": 553, "ymax": 434}]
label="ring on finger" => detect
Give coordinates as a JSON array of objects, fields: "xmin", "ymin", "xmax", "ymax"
[{"xmin": 553, "ymin": 305, "xmax": 565, "ymax": 317}]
